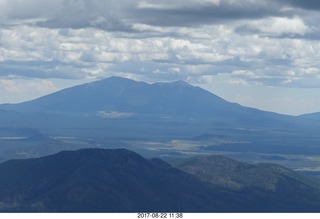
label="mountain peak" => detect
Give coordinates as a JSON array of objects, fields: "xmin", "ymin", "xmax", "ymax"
[
  {"xmin": 102, "ymin": 76, "xmax": 139, "ymax": 83},
  {"xmin": 155, "ymin": 79, "xmax": 190, "ymax": 86},
  {"xmin": 88, "ymin": 76, "xmax": 146, "ymax": 87},
  {"xmin": 97, "ymin": 77, "xmax": 191, "ymax": 88}
]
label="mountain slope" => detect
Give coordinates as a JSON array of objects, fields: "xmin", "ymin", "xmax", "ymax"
[
  {"xmin": 176, "ymin": 155, "xmax": 320, "ymax": 191},
  {"xmin": 0, "ymin": 77, "xmax": 319, "ymax": 159},
  {"xmin": 0, "ymin": 76, "xmax": 298, "ymax": 135},
  {"xmin": 0, "ymin": 76, "xmax": 284, "ymax": 119},
  {"xmin": 0, "ymin": 148, "xmax": 320, "ymax": 212},
  {"xmin": 299, "ymin": 112, "xmax": 320, "ymax": 121},
  {"xmin": 0, "ymin": 148, "xmax": 246, "ymax": 212},
  {"xmin": 175, "ymin": 154, "xmax": 320, "ymax": 211}
]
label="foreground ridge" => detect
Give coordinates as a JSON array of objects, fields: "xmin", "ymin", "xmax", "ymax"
[{"xmin": 0, "ymin": 148, "xmax": 319, "ymax": 212}]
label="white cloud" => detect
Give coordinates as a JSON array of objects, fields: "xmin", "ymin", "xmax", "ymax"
[
  {"xmin": 0, "ymin": 79, "xmax": 57, "ymax": 93},
  {"xmin": 232, "ymin": 70, "xmax": 256, "ymax": 77},
  {"xmin": 187, "ymin": 75, "xmax": 216, "ymax": 83},
  {"xmin": 0, "ymin": 79, "xmax": 58, "ymax": 103},
  {"xmin": 228, "ymin": 79, "xmax": 249, "ymax": 86},
  {"xmin": 0, "ymin": 19, "xmax": 319, "ymax": 89},
  {"xmin": 251, "ymin": 17, "xmax": 310, "ymax": 36},
  {"xmin": 0, "ymin": 79, "xmax": 20, "ymax": 92},
  {"xmin": 25, "ymin": 80, "xmax": 58, "ymax": 93}
]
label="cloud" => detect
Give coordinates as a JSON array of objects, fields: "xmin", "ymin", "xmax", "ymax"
[
  {"xmin": 0, "ymin": 0, "xmax": 135, "ymax": 31},
  {"xmin": 236, "ymin": 16, "xmax": 310, "ymax": 37},
  {"xmin": 230, "ymin": 65, "xmax": 320, "ymax": 88},
  {"xmin": 0, "ymin": 0, "xmax": 320, "ymax": 90},
  {"xmin": 0, "ymin": 79, "xmax": 20, "ymax": 92},
  {"xmin": 278, "ymin": 0, "xmax": 320, "ymax": 10},
  {"xmin": 134, "ymin": 0, "xmax": 281, "ymax": 27},
  {"xmin": 0, "ymin": 0, "xmax": 317, "ymax": 33},
  {"xmin": 0, "ymin": 78, "xmax": 58, "ymax": 103},
  {"xmin": 0, "ymin": 0, "xmax": 291, "ymax": 30},
  {"xmin": 0, "ymin": 60, "xmax": 92, "ymax": 79}
]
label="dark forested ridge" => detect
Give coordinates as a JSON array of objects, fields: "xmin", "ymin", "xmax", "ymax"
[
  {"xmin": 177, "ymin": 154, "xmax": 320, "ymax": 192},
  {"xmin": 0, "ymin": 148, "xmax": 320, "ymax": 212}
]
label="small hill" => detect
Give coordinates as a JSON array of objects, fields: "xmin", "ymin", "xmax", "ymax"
[{"xmin": 176, "ymin": 155, "xmax": 320, "ymax": 201}]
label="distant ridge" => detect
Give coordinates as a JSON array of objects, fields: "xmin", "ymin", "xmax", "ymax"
[
  {"xmin": 299, "ymin": 112, "xmax": 320, "ymax": 120},
  {"xmin": 177, "ymin": 154, "xmax": 320, "ymax": 191}
]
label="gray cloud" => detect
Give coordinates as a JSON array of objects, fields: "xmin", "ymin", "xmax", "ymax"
[
  {"xmin": 0, "ymin": 0, "xmax": 291, "ymax": 30},
  {"xmin": 0, "ymin": 0, "xmax": 135, "ymax": 31},
  {"xmin": 0, "ymin": 61, "xmax": 90, "ymax": 79},
  {"xmin": 134, "ymin": 0, "xmax": 282, "ymax": 27},
  {"xmin": 0, "ymin": 0, "xmax": 317, "ymax": 35},
  {"xmin": 277, "ymin": 0, "xmax": 320, "ymax": 10},
  {"xmin": 37, "ymin": 1, "xmax": 133, "ymax": 31}
]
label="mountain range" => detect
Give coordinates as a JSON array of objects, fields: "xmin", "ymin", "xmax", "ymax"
[
  {"xmin": 0, "ymin": 148, "xmax": 320, "ymax": 212},
  {"xmin": 1, "ymin": 77, "xmax": 320, "ymax": 212},
  {"xmin": 0, "ymin": 76, "xmax": 319, "ymax": 162}
]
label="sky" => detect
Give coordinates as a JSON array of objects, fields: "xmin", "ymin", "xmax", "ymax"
[{"xmin": 0, "ymin": 0, "xmax": 320, "ymax": 115}]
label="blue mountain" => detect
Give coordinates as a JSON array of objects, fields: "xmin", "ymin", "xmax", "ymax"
[
  {"xmin": 2, "ymin": 77, "xmax": 238, "ymax": 114},
  {"xmin": 0, "ymin": 77, "xmax": 319, "ymax": 159},
  {"xmin": 1, "ymin": 76, "xmax": 290, "ymax": 122}
]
